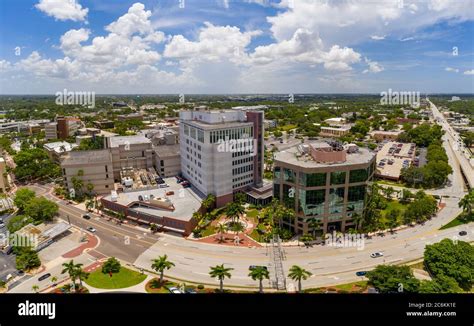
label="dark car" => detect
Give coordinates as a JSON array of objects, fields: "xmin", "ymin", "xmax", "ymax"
[
  {"xmin": 82, "ymin": 214, "xmax": 91, "ymax": 220},
  {"xmin": 459, "ymin": 231, "xmax": 467, "ymax": 236},
  {"xmin": 38, "ymin": 273, "xmax": 51, "ymax": 281},
  {"xmin": 356, "ymin": 271, "xmax": 367, "ymax": 277},
  {"xmin": 249, "ymin": 265, "xmax": 268, "ymax": 271},
  {"xmin": 185, "ymin": 288, "xmax": 198, "ymax": 294}
]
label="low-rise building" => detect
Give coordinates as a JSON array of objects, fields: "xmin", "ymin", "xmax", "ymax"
[
  {"xmin": 319, "ymin": 125, "xmax": 351, "ymax": 138},
  {"xmin": 370, "ymin": 130, "xmax": 402, "ymax": 142},
  {"xmin": 43, "ymin": 141, "xmax": 78, "ymax": 162},
  {"xmin": 61, "ymin": 149, "xmax": 114, "ymax": 195}
]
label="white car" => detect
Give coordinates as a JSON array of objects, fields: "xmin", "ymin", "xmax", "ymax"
[
  {"xmin": 167, "ymin": 287, "xmax": 183, "ymax": 294},
  {"xmin": 87, "ymin": 227, "xmax": 97, "ymax": 233},
  {"xmin": 370, "ymin": 252, "xmax": 384, "ymax": 258},
  {"xmin": 0, "ymin": 222, "xmax": 5, "ymax": 228}
]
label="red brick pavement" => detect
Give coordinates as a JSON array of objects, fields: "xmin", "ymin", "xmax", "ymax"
[{"xmin": 62, "ymin": 233, "xmax": 99, "ymax": 258}]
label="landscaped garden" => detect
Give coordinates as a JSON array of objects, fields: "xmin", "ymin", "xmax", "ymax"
[{"xmin": 84, "ymin": 257, "xmax": 147, "ymax": 289}]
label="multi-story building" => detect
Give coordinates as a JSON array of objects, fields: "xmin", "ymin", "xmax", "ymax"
[
  {"xmin": 61, "ymin": 149, "xmax": 114, "ymax": 195},
  {"xmin": 57, "ymin": 116, "xmax": 81, "ymax": 139},
  {"xmin": 319, "ymin": 125, "xmax": 351, "ymax": 138},
  {"xmin": 106, "ymin": 135, "xmax": 154, "ymax": 180},
  {"xmin": 179, "ymin": 109, "xmax": 264, "ymax": 207},
  {"xmin": 43, "ymin": 141, "xmax": 78, "ymax": 162},
  {"xmin": 44, "ymin": 122, "xmax": 58, "ymax": 140},
  {"xmin": 273, "ymin": 141, "xmax": 376, "ymax": 235},
  {"xmin": 149, "ymin": 128, "xmax": 181, "ymax": 177}
]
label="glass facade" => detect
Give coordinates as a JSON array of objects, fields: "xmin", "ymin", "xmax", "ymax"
[
  {"xmin": 329, "ymin": 187, "xmax": 345, "ymax": 214},
  {"xmin": 283, "ymin": 168, "xmax": 296, "ymax": 183},
  {"xmin": 299, "ymin": 172, "xmax": 327, "ymax": 187},
  {"xmin": 298, "ymin": 189, "xmax": 325, "ymax": 216},
  {"xmin": 330, "ymin": 171, "xmax": 346, "ymax": 185},
  {"xmin": 282, "ymin": 184, "xmax": 295, "ymax": 208},
  {"xmin": 349, "ymin": 168, "xmax": 368, "ymax": 183},
  {"xmin": 347, "ymin": 185, "xmax": 365, "ymax": 212}
]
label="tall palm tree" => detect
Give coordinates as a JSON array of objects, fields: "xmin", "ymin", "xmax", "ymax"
[
  {"xmin": 225, "ymin": 202, "xmax": 244, "ymax": 223},
  {"xmin": 209, "ymin": 264, "xmax": 233, "ymax": 293},
  {"xmin": 248, "ymin": 267, "xmax": 270, "ymax": 293},
  {"xmin": 202, "ymin": 194, "xmax": 216, "ymax": 211},
  {"xmin": 75, "ymin": 268, "xmax": 89, "ymax": 288},
  {"xmin": 151, "ymin": 255, "xmax": 175, "ymax": 284},
  {"xmin": 288, "ymin": 265, "xmax": 312, "ymax": 293},
  {"xmin": 61, "ymin": 260, "xmax": 83, "ymax": 291}
]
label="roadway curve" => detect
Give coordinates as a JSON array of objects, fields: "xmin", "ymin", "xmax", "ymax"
[{"xmin": 24, "ymin": 180, "xmax": 473, "ymax": 290}]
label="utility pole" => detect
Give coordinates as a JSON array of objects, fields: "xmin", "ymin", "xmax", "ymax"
[{"xmin": 66, "ymin": 214, "xmax": 71, "ymax": 225}]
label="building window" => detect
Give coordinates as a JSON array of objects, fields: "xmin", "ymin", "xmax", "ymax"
[
  {"xmin": 298, "ymin": 189, "xmax": 325, "ymax": 216},
  {"xmin": 347, "ymin": 185, "xmax": 366, "ymax": 212},
  {"xmin": 329, "ymin": 187, "xmax": 345, "ymax": 214},
  {"xmin": 283, "ymin": 168, "xmax": 296, "ymax": 183},
  {"xmin": 330, "ymin": 171, "xmax": 346, "ymax": 185},
  {"xmin": 349, "ymin": 168, "xmax": 368, "ymax": 183},
  {"xmin": 300, "ymin": 172, "xmax": 326, "ymax": 187}
]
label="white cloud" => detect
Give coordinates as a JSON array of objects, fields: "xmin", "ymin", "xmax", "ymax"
[
  {"xmin": 363, "ymin": 57, "xmax": 384, "ymax": 74},
  {"xmin": 35, "ymin": 0, "xmax": 88, "ymax": 22},
  {"xmin": 445, "ymin": 67, "xmax": 459, "ymax": 73},
  {"xmin": 370, "ymin": 35, "xmax": 386, "ymax": 40},
  {"xmin": 463, "ymin": 70, "xmax": 474, "ymax": 75}
]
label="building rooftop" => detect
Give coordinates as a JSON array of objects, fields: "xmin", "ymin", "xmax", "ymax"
[
  {"xmin": 61, "ymin": 149, "xmax": 112, "ymax": 166},
  {"xmin": 44, "ymin": 141, "xmax": 77, "ymax": 153},
  {"xmin": 102, "ymin": 180, "xmax": 202, "ymax": 222},
  {"xmin": 274, "ymin": 141, "xmax": 375, "ymax": 168},
  {"xmin": 154, "ymin": 144, "xmax": 180, "ymax": 157},
  {"xmin": 108, "ymin": 135, "xmax": 151, "ymax": 147},
  {"xmin": 184, "ymin": 119, "xmax": 253, "ymax": 130}
]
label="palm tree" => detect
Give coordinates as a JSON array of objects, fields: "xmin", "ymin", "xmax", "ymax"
[
  {"xmin": 288, "ymin": 265, "xmax": 312, "ymax": 293},
  {"xmin": 459, "ymin": 191, "xmax": 474, "ymax": 216},
  {"xmin": 61, "ymin": 260, "xmax": 83, "ymax": 290},
  {"xmin": 248, "ymin": 266, "xmax": 270, "ymax": 293},
  {"xmin": 216, "ymin": 223, "xmax": 227, "ymax": 242},
  {"xmin": 202, "ymin": 194, "xmax": 216, "ymax": 211},
  {"xmin": 151, "ymin": 255, "xmax": 175, "ymax": 284},
  {"xmin": 225, "ymin": 202, "xmax": 244, "ymax": 223},
  {"xmin": 85, "ymin": 199, "xmax": 94, "ymax": 212},
  {"xmin": 352, "ymin": 212, "xmax": 364, "ymax": 231},
  {"xmin": 32, "ymin": 284, "xmax": 39, "ymax": 293},
  {"xmin": 209, "ymin": 264, "xmax": 233, "ymax": 293},
  {"xmin": 307, "ymin": 218, "xmax": 321, "ymax": 238},
  {"xmin": 75, "ymin": 268, "xmax": 89, "ymax": 288}
]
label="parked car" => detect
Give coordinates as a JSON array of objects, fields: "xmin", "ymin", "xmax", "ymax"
[
  {"xmin": 370, "ymin": 252, "xmax": 384, "ymax": 258},
  {"xmin": 167, "ymin": 287, "xmax": 183, "ymax": 294},
  {"xmin": 87, "ymin": 227, "xmax": 96, "ymax": 233},
  {"xmin": 159, "ymin": 183, "xmax": 169, "ymax": 188},
  {"xmin": 459, "ymin": 231, "xmax": 467, "ymax": 236},
  {"xmin": 82, "ymin": 214, "xmax": 91, "ymax": 220},
  {"xmin": 38, "ymin": 273, "xmax": 51, "ymax": 281}
]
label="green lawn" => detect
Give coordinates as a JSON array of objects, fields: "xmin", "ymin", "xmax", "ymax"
[
  {"xmin": 280, "ymin": 124, "xmax": 297, "ymax": 131},
  {"xmin": 85, "ymin": 267, "xmax": 147, "ymax": 289},
  {"xmin": 439, "ymin": 213, "xmax": 474, "ymax": 230},
  {"xmin": 380, "ymin": 200, "xmax": 407, "ymax": 224}
]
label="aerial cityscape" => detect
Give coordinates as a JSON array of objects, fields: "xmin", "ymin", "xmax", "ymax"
[{"xmin": 0, "ymin": 0, "xmax": 473, "ymax": 320}]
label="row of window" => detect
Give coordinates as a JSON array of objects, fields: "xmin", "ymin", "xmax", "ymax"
[
  {"xmin": 232, "ymin": 164, "xmax": 253, "ymax": 176},
  {"xmin": 274, "ymin": 166, "xmax": 372, "ymax": 186},
  {"xmin": 210, "ymin": 126, "xmax": 253, "ymax": 144},
  {"xmin": 232, "ymin": 156, "xmax": 253, "ymax": 166}
]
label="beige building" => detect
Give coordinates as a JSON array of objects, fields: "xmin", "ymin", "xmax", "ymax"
[
  {"xmin": 273, "ymin": 141, "xmax": 376, "ymax": 234},
  {"xmin": 61, "ymin": 149, "xmax": 114, "ymax": 195},
  {"xmin": 45, "ymin": 122, "xmax": 58, "ymax": 140},
  {"xmin": 371, "ymin": 130, "xmax": 402, "ymax": 142},
  {"xmin": 106, "ymin": 136, "xmax": 154, "ymax": 180},
  {"xmin": 319, "ymin": 125, "xmax": 351, "ymax": 138},
  {"xmin": 0, "ymin": 157, "xmax": 9, "ymax": 193}
]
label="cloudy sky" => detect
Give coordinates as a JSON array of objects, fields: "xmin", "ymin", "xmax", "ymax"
[{"xmin": 0, "ymin": 0, "xmax": 473, "ymax": 94}]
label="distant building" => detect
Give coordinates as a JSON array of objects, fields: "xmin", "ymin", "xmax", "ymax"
[
  {"xmin": 273, "ymin": 141, "xmax": 376, "ymax": 234},
  {"xmin": 93, "ymin": 120, "xmax": 115, "ymax": 129},
  {"xmin": 57, "ymin": 116, "xmax": 81, "ymax": 139},
  {"xmin": 375, "ymin": 141, "xmax": 416, "ymax": 181},
  {"xmin": 44, "ymin": 122, "xmax": 58, "ymax": 140},
  {"xmin": 319, "ymin": 125, "xmax": 351, "ymax": 138},
  {"xmin": 324, "ymin": 117, "xmax": 346, "ymax": 127},
  {"xmin": 117, "ymin": 113, "xmax": 143, "ymax": 121},
  {"xmin": 370, "ymin": 130, "xmax": 402, "ymax": 142},
  {"xmin": 264, "ymin": 119, "xmax": 277, "ymax": 129},
  {"xmin": 149, "ymin": 129, "xmax": 181, "ymax": 177}
]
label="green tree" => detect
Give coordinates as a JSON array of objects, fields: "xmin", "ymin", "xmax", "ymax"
[
  {"xmin": 458, "ymin": 190, "xmax": 474, "ymax": 217},
  {"xmin": 366, "ymin": 265, "xmax": 420, "ymax": 293},
  {"xmin": 151, "ymin": 255, "xmax": 175, "ymax": 284},
  {"xmin": 102, "ymin": 257, "xmax": 121, "ymax": 275},
  {"xmin": 209, "ymin": 264, "xmax": 233, "ymax": 293},
  {"xmin": 424, "ymin": 239, "xmax": 473, "ymax": 291},
  {"xmin": 15, "ymin": 247, "xmax": 41, "ymax": 271},
  {"xmin": 288, "ymin": 265, "xmax": 312, "ymax": 293},
  {"xmin": 419, "ymin": 275, "xmax": 462, "ymax": 293},
  {"xmin": 202, "ymin": 194, "xmax": 216, "ymax": 211},
  {"xmin": 24, "ymin": 197, "xmax": 59, "ymax": 223},
  {"xmin": 13, "ymin": 188, "xmax": 36, "ymax": 212},
  {"xmin": 13, "ymin": 148, "xmax": 61, "ymax": 181},
  {"xmin": 216, "ymin": 223, "xmax": 227, "ymax": 242},
  {"xmin": 248, "ymin": 266, "xmax": 270, "ymax": 293},
  {"xmin": 225, "ymin": 201, "xmax": 244, "ymax": 223}
]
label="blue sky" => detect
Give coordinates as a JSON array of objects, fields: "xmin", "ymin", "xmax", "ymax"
[{"xmin": 0, "ymin": 0, "xmax": 473, "ymax": 94}]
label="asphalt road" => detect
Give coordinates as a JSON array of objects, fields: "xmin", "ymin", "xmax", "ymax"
[{"xmin": 0, "ymin": 213, "xmax": 19, "ymax": 283}]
